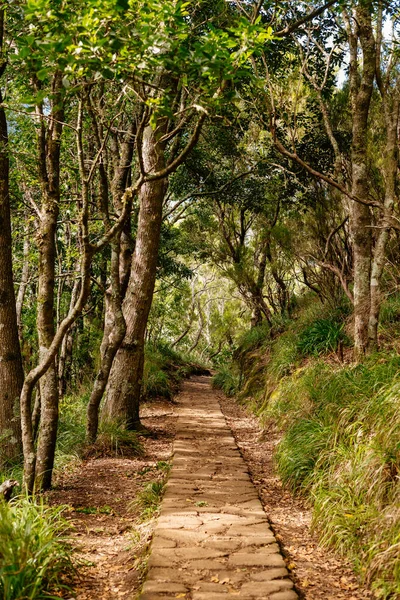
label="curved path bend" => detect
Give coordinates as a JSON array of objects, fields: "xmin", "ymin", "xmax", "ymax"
[{"xmin": 140, "ymin": 376, "xmax": 298, "ymax": 600}]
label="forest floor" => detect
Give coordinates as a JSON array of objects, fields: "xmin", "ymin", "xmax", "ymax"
[{"xmin": 47, "ymin": 377, "xmax": 374, "ymax": 599}]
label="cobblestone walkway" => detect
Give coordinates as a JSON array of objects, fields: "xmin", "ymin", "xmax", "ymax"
[{"xmin": 140, "ymin": 376, "xmax": 298, "ymax": 600}]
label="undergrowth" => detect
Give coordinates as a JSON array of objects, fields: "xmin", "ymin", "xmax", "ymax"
[
  {"xmin": 270, "ymin": 356, "xmax": 400, "ymax": 598},
  {"xmin": 143, "ymin": 342, "xmax": 208, "ymax": 400},
  {"xmin": 0, "ymin": 497, "xmax": 72, "ymax": 600},
  {"xmin": 54, "ymin": 342, "xmax": 202, "ymax": 465},
  {"xmin": 215, "ymin": 294, "xmax": 400, "ymax": 598}
]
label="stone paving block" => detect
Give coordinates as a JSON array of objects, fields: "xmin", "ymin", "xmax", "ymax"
[
  {"xmin": 140, "ymin": 594, "xmax": 178, "ymax": 600},
  {"xmin": 139, "ymin": 377, "xmax": 297, "ymax": 600},
  {"xmin": 251, "ymin": 568, "xmax": 290, "ymax": 580},
  {"xmin": 269, "ymin": 592, "xmax": 298, "ymax": 600},
  {"xmin": 240, "ymin": 580, "xmax": 294, "ymax": 595},
  {"xmin": 150, "ymin": 536, "xmax": 177, "ymax": 549},
  {"xmin": 228, "ymin": 552, "xmax": 285, "ymax": 567},
  {"xmin": 185, "ymin": 558, "xmax": 228, "ymax": 570},
  {"xmin": 141, "ymin": 582, "xmax": 189, "ymax": 594},
  {"xmin": 192, "ymin": 594, "xmax": 252, "ymax": 600}
]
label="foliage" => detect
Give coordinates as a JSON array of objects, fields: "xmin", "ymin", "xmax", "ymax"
[
  {"xmin": 0, "ymin": 497, "xmax": 72, "ymax": 600},
  {"xmin": 236, "ymin": 322, "xmax": 271, "ymax": 353},
  {"xmin": 212, "ymin": 366, "xmax": 240, "ymax": 397},
  {"xmin": 264, "ymin": 356, "xmax": 400, "ymax": 598},
  {"xmin": 297, "ymin": 317, "xmax": 350, "ymax": 356},
  {"xmin": 143, "ymin": 342, "xmax": 208, "ymax": 400}
]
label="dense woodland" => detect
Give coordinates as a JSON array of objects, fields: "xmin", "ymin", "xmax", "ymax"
[{"xmin": 0, "ymin": 0, "xmax": 400, "ymax": 598}]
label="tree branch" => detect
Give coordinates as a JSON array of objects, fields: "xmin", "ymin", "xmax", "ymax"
[{"xmin": 275, "ymin": 0, "xmax": 337, "ymax": 37}]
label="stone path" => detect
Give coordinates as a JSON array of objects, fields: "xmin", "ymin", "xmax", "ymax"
[{"xmin": 140, "ymin": 376, "xmax": 298, "ymax": 600}]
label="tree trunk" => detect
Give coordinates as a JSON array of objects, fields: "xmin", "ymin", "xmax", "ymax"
[
  {"xmin": 86, "ymin": 120, "xmax": 135, "ymax": 442},
  {"xmin": 35, "ymin": 203, "xmax": 59, "ymax": 489},
  {"xmin": 86, "ymin": 240, "xmax": 126, "ymax": 442},
  {"xmin": 345, "ymin": 3, "xmax": 376, "ymax": 359},
  {"xmin": 16, "ymin": 221, "xmax": 30, "ymax": 338},
  {"xmin": 368, "ymin": 94, "xmax": 399, "ymax": 349},
  {"xmin": 0, "ymin": 69, "xmax": 24, "ymax": 465},
  {"xmin": 58, "ymin": 272, "xmax": 81, "ymax": 398},
  {"xmin": 102, "ymin": 125, "xmax": 167, "ymax": 429},
  {"xmin": 34, "ymin": 76, "xmax": 64, "ymax": 490}
]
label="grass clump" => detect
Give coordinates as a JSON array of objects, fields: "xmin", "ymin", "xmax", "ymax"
[
  {"xmin": 135, "ymin": 481, "xmax": 165, "ymax": 520},
  {"xmin": 297, "ymin": 318, "xmax": 349, "ymax": 356},
  {"xmin": 89, "ymin": 421, "xmax": 144, "ymax": 457},
  {"xmin": 212, "ymin": 365, "xmax": 240, "ymax": 396},
  {"xmin": 0, "ymin": 497, "xmax": 72, "ymax": 600},
  {"xmin": 130, "ymin": 479, "xmax": 167, "ymax": 521}
]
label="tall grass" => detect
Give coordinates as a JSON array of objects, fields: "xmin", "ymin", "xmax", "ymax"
[
  {"xmin": 0, "ymin": 497, "xmax": 72, "ymax": 600},
  {"xmin": 212, "ymin": 366, "xmax": 240, "ymax": 396},
  {"xmin": 265, "ymin": 355, "xmax": 400, "ymax": 598},
  {"xmin": 297, "ymin": 318, "xmax": 350, "ymax": 356},
  {"xmin": 219, "ymin": 294, "xmax": 399, "ymax": 597}
]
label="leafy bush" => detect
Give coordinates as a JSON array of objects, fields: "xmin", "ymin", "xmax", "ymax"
[
  {"xmin": 297, "ymin": 318, "xmax": 350, "ymax": 356},
  {"xmin": 0, "ymin": 497, "xmax": 72, "ymax": 600}
]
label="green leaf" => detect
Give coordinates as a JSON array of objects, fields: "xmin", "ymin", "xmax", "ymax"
[{"xmin": 36, "ymin": 68, "xmax": 48, "ymax": 81}]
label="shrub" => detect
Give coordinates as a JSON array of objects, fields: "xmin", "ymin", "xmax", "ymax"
[{"xmin": 0, "ymin": 497, "xmax": 72, "ymax": 600}]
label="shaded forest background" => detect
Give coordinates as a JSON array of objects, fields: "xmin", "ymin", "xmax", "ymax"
[{"xmin": 0, "ymin": 1, "xmax": 400, "ymax": 598}]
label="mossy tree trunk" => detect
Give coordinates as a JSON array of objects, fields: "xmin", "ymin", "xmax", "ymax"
[
  {"xmin": 102, "ymin": 124, "xmax": 167, "ymax": 428},
  {"xmin": 0, "ymin": 12, "xmax": 24, "ymax": 464},
  {"xmin": 344, "ymin": 2, "xmax": 376, "ymax": 359},
  {"xmin": 34, "ymin": 75, "xmax": 64, "ymax": 490}
]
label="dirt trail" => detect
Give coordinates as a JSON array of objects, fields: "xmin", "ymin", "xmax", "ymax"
[{"xmin": 141, "ymin": 376, "xmax": 297, "ymax": 600}]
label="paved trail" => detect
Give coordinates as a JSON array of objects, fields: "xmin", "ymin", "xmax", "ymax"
[{"xmin": 140, "ymin": 377, "xmax": 298, "ymax": 600}]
